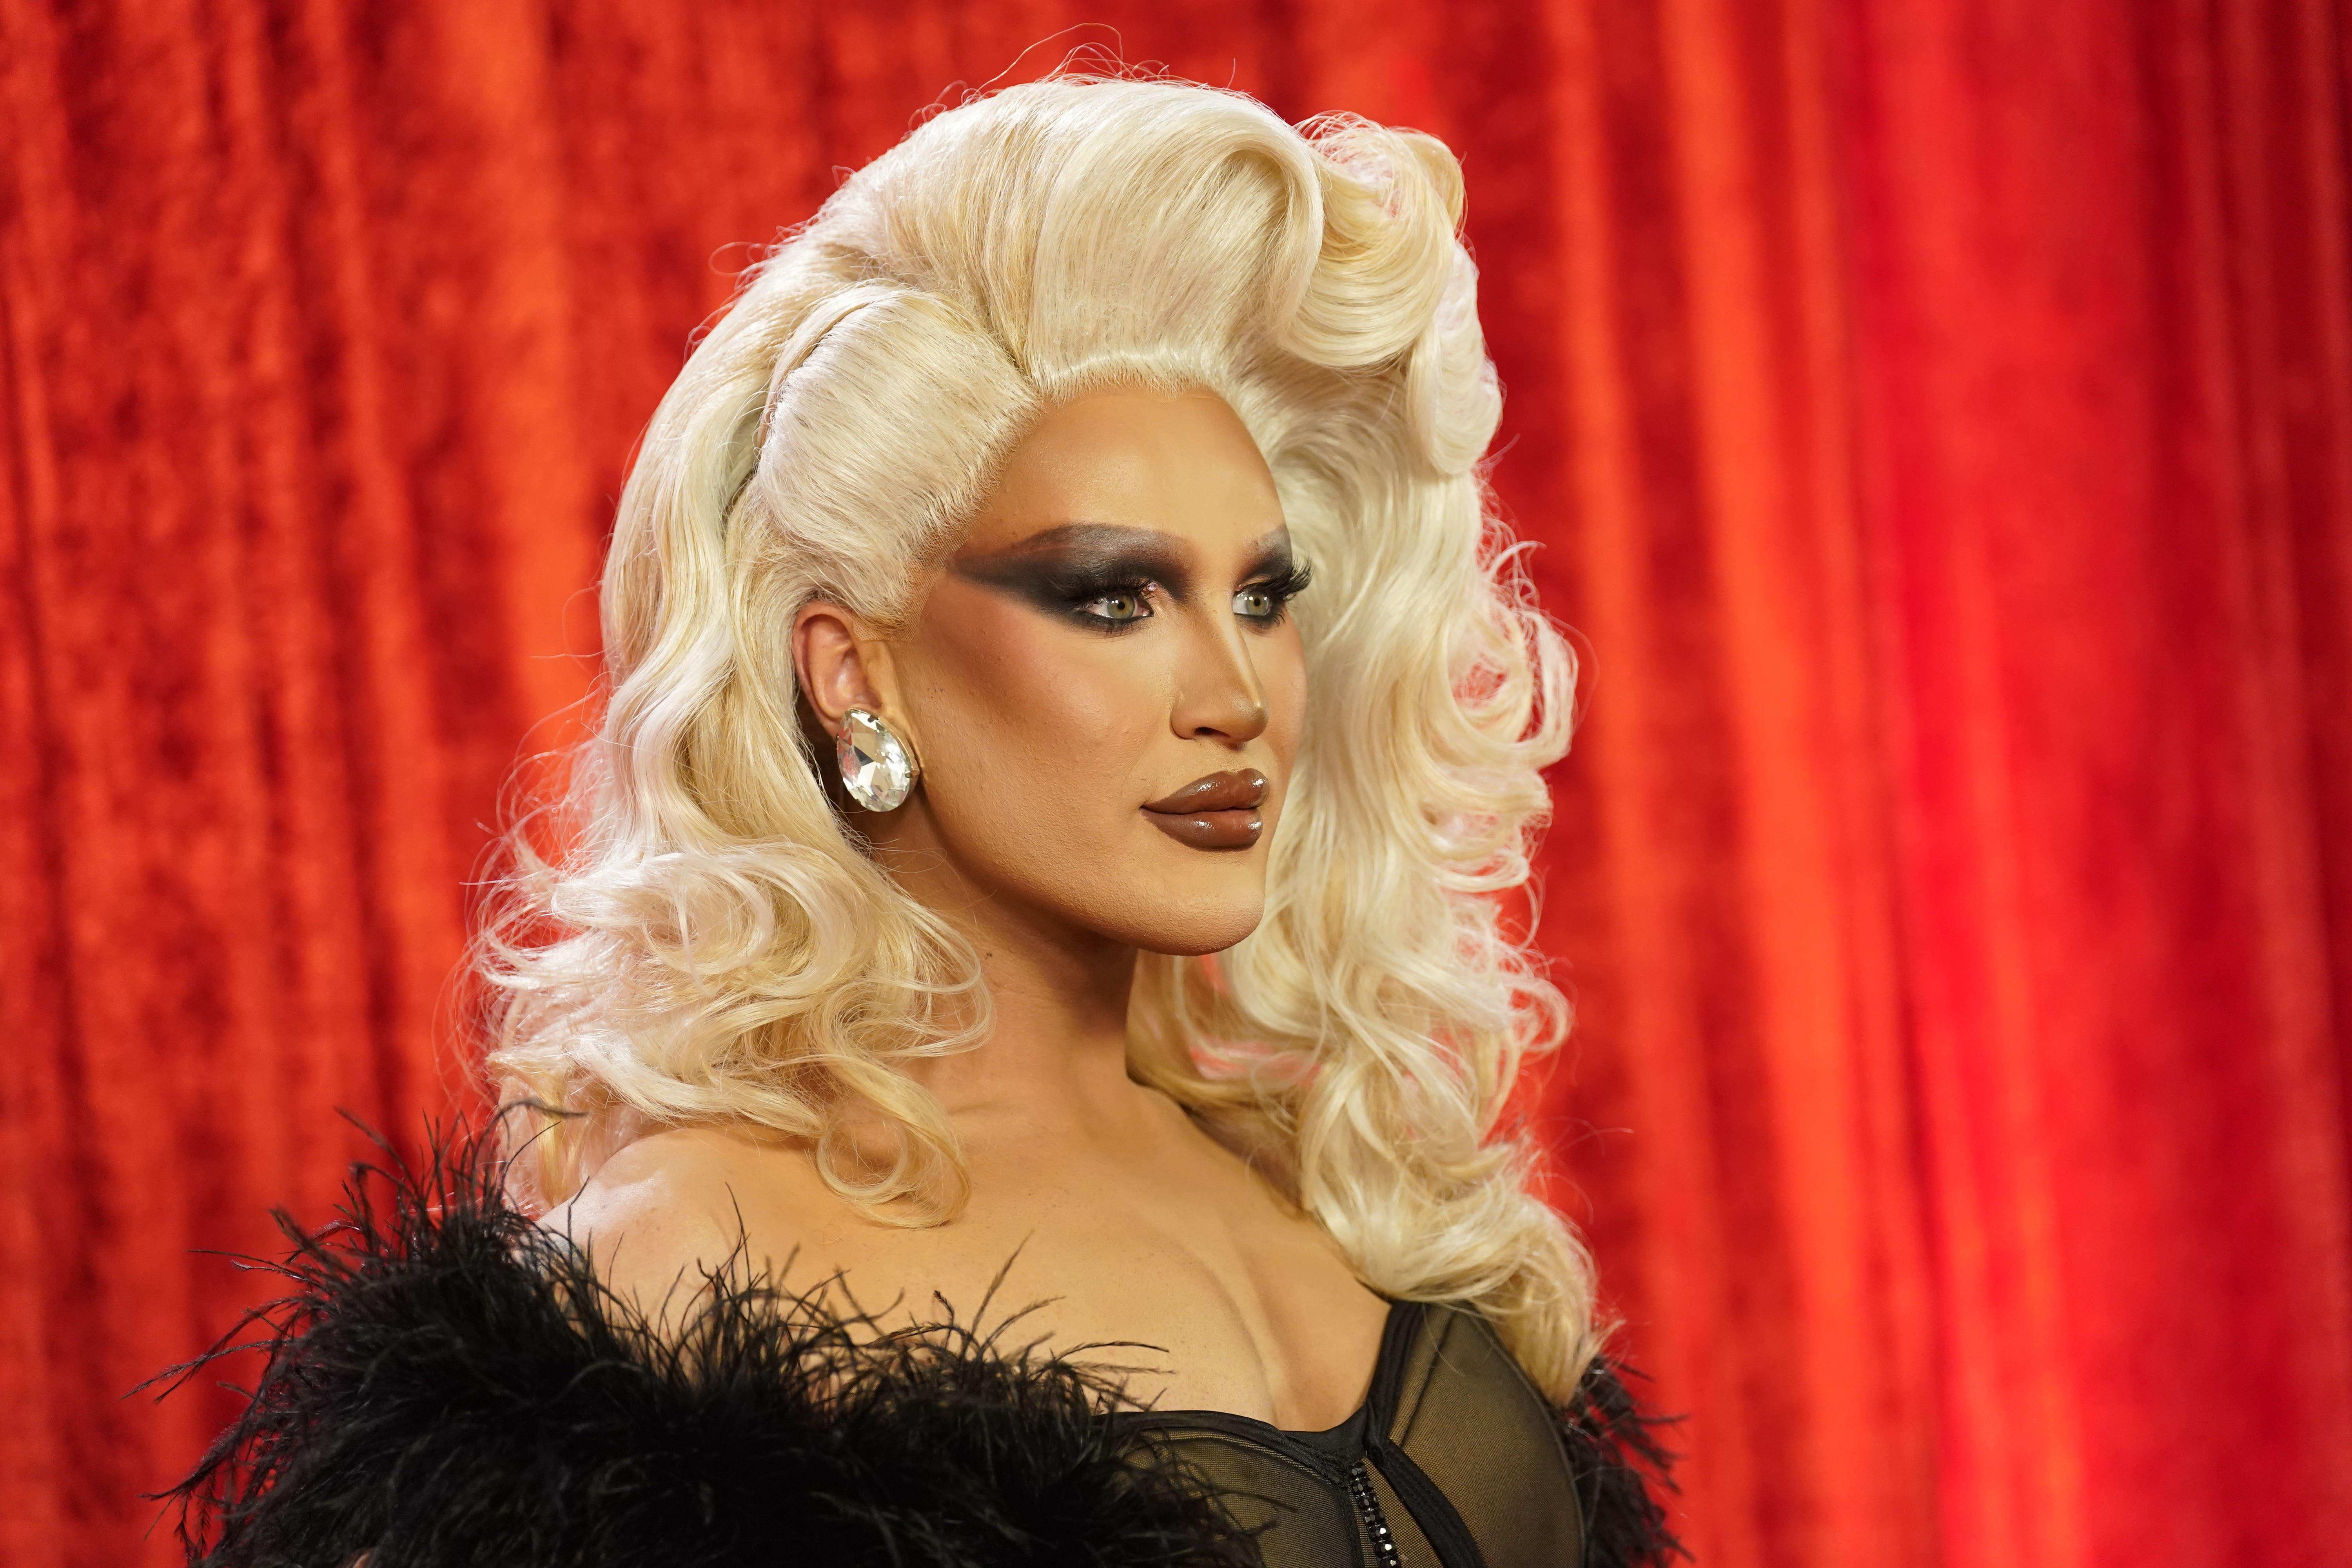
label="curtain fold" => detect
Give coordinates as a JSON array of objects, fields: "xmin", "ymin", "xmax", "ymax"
[{"xmin": 3, "ymin": 3, "xmax": 2347, "ymax": 1564}]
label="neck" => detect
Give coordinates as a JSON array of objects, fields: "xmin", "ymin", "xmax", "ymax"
[
  {"xmin": 866, "ymin": 817, "xmax": 1149, "ymax": 1133},
  {"xmin": 930, "ymin": 913, "xmax": 1141, "ymax": 1122}
]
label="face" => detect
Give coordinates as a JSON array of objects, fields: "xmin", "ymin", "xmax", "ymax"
[{"xmin": 799, "ymin": 388, "xmax": 1308, "ymax": 957}]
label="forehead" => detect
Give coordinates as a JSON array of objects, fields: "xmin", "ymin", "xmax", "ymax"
[{"xmin": 958, "ymin": 387, "xmax": 1284, "ymax": 552}]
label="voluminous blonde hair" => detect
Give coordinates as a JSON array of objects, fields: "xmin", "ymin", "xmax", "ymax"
[{"xmin": 482, "ymin": 74, "xmax": 1595, "ymax": 1399}]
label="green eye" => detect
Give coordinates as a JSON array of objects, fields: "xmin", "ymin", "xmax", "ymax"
[
  {"xmin": 1234, "ymin": 587, "xmax": 1276, "ymax": 619},
  {"xmin": 1085, "ymin": 590, "xmax": 1147, "ymax": 622}
]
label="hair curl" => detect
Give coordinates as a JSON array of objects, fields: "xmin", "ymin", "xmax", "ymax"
[{"xmin": 480, "ymin": 74, "xmax": 1595, "ymax": 1400}]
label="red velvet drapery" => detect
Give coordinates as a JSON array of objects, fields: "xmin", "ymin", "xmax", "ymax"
[{"xmin": 5, "ymin": 4, "xmax": 2349, "ymax": 1564}]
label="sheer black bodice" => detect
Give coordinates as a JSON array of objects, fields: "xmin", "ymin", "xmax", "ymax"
[{"xmin": 1113, "ymin": 1300, "xmax": 1586, "ymax": 1568}]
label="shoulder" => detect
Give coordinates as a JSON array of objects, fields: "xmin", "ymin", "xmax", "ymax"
[
  {"xmin": 545, "ymin": 1123, "xmax": 838, "ymax": 1323},
  {"xmin": 166, "ymin": 1127, "xmax": 1260, "ymax": 1568}
]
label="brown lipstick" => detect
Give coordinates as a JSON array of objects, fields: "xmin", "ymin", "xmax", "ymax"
[{"xmin": 1140, "ymin": 769, "xmax": 1267, "ymax": 851}]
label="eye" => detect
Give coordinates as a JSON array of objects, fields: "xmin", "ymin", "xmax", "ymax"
[
  {"xmin": 1078, "ymin": 587, "xmax": 1152, "ymax": 625},
  {"xmin": 1233, "ymin": 561, "xmax": 1311, "ymax": 624}
]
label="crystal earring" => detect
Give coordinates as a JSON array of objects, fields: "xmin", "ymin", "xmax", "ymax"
[{"xmin": 836, "ymin": 707, "xmax": 918, "ymax": 812}]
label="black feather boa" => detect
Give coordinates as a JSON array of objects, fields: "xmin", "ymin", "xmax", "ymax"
[{"xmin": 161, "ymin": 1135, "xmax": 1681, "ymax": 1568}]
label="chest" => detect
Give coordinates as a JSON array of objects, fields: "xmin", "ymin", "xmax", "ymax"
[{"xmin": 779, "ymin": 1149, "xmax": 1393, "ymax": 1428}]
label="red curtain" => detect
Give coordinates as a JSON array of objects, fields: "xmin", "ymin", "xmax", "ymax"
[{"xmin": 4, "ymin": 4, "xmax": 2349, "ymax": 1565}]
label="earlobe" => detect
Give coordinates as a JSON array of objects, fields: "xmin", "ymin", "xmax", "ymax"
[{"xmin": 792, "ymin": 602, "xmax": 921, "ymax": 813}]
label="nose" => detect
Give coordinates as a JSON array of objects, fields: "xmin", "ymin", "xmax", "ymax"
[{"xmin": 1171, "ymin": 615, "xmax": 1269, "ymax": 745}]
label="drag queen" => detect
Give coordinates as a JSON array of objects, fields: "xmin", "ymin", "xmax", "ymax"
[{"xmin": 175, "ymin": 74, "xmax": 1677, "ymax": 1568}]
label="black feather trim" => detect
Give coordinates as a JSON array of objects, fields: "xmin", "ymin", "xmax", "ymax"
[
  {"xmin": 157, "ymin": 1130, "xmax": 1260, "ymax": 1568},
  {"xmin": 1556, "ymin": 1358, "xmax": 1687, "ymax": 1566}
]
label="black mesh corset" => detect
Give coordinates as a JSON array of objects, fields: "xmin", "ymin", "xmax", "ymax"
[{"xmin": 1108, "ymin": 1300, "xmax": 1584, "ymax": 1568}]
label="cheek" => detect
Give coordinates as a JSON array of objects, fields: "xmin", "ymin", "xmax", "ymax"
[
  {"xmin": 900, "ymin": 599, "xmax": 1164, "ymax": 837},
  {"xmin": 1264, "ymin": 628, "xmax": 1309, "ymax": 762}
]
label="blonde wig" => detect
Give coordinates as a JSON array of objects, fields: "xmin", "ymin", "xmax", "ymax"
[{"xmin": 482, "ymin": 75, "xmax": 1595, "ymax": 1399}]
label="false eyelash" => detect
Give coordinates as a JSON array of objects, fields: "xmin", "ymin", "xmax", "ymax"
[
  {"xmin": 1248, "ymin": 561, "xmax": 1315, "ymax": 604},
  {"xmin": 1054, "ymin": 573, "xmax": 1158, "ymax": 606},
  {"xmin": 1234, "ymin": 561, "xmax": 1314, "ymax": 625}
]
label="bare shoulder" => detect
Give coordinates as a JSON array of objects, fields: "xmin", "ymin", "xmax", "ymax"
[{"xmin": 543, "ymin": 1123, "xmax": 842, "ymax": 1323}]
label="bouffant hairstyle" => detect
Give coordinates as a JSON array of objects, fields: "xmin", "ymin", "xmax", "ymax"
[{"xmin": 481, "ymin": 74, "xmax": 1594, "ymax": 1397}]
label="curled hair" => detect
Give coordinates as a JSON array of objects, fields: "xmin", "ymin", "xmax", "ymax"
[{"xmin": 481, "ymin": 75, "xmax": 1594, "ymax": 1399}]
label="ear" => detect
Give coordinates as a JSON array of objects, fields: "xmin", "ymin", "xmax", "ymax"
[{"xmin": 791, "ymin": 599, "xmax": 897, "ymax": 732}]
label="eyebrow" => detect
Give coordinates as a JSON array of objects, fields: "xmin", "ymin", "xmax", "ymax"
[{"xmin": 961, "ymin": 522, "xmax": 1183, "ymax": 559}]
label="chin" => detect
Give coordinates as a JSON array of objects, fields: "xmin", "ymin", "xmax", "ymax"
[{"xmin": 1113, "ymin": 891, "xmax": 1267, "ymax": 958}]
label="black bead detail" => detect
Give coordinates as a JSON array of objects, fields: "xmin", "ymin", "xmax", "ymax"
[{"xmin": 1347, "ymin": 1459, "xmax": 1404, "ymax": 1568}]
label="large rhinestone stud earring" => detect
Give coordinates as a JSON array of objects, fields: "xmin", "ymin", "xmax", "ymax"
[{"xmin": 837, "ymin": 707, "xmax": 918, "ymax": 812}]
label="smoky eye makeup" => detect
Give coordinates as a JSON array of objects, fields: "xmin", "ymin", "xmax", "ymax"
[
  {"xmin": 952, "ymin": 552, "xmax": 1184, "ymax": 632},
  {"xmin": 1213, "ymin": 517, "xmax": 1313, "ymax": 628},
  {"xmin": 950, "ymin": 523, "xmax": 1307, "ymax": 633},
  {"xmin": 1232, "ymin": 553, "xmax": 1313, "ymax": 626},
  {"xmin": 951, "ymin": 525, "xmax": 1193, "ymax": 633}
]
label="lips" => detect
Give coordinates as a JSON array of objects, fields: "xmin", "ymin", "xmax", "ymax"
[{"xmin": 1140, "ymin": 769, "xmax": 1268, "ymax": 851}]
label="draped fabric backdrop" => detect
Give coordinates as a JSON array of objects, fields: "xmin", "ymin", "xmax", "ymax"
[{"xmin": 4, "ymin": 3, "xmax": 2349, "ymax": 1565}]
